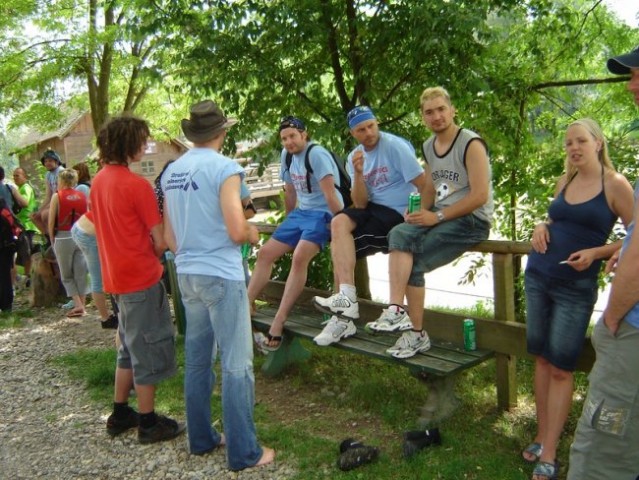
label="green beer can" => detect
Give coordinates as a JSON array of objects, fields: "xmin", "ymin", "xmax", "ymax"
[
  {"xmin": 463, "ymin": 318, "xmax": 476, "ymax": 351},
  {"xmin": 408, "ymin": 192, "xmax": 421, "ymax": 213}
]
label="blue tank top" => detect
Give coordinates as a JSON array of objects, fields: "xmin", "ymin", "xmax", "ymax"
[{"xmin": 527, "ymin": 171, "xmax": 617, "ymax": 281}]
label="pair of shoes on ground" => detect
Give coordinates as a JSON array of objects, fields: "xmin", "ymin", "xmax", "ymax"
[
  {"xmin": 402, "ymin": 428, "xmax": 442, "ymax": 458},
  {"xmin": 337, "ymin": 438, "xmax": 379, "ymax": 471},
  {"xmin": 106, "ymin": 406, "xmax": 185, "ymax": 444},
  {"xmin": 100, "ymin": 313, "xmax": 118, "ymax": 329}
]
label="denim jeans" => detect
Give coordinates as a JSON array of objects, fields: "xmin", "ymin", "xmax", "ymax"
[
  {"xmin": 178, "ymin": 273, "xmax": 262, "ymax": 470},
  {"xmin": 71, "ymin": 223, "xmax": 103, "ymax": 293},
  {"xmin": 388, "ymin": 213, "xmax": 490, "ymax": 287},
  {"xmin": 525, "ymin": 270, "xmax": 598, "ymax": 371}
]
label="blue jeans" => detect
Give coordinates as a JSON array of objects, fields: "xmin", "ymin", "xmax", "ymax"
[
  {"xmin": 388, "ymin": 213, "xmax": 490, "ymax": 287},
  {"xmin": 178, "ymin": 273, "xmax": 262, "ymax": 470},
  {"xmin": 525, "ymin": 270, "xmax": 598, "ymax": 371},
  {"xmin": 71, "ymin": 223, "xmax": 103, "ymax": 293}
]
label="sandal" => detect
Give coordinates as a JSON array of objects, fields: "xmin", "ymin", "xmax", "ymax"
[
  {"xmin": 261, "ymin": 333, "xmax": 283, "ymax": 352},
  {"xmin": 532, "ymin": 460, "xmax": 559, "ymax": 480},
  {"xmin": 67, "ymin": 309, "xmax": 86, "ymax": 318},
  {"xmin": 522, "ymin": 442, "xmax": 542, "ymax": 463}
]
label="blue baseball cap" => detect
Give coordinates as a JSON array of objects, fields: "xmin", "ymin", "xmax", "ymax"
[
  {"xmin": 347, "ymin": 105, "xmax": 376, "ymax": 129},
  {"xmin": 279, "ymin": 116, "xmax": 306, "ymax": 132}
]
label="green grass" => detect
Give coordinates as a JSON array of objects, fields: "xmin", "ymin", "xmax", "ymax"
[
  {"xmin": 0, "ymin": 308, "xmax": 33, "ymax": 329},
  {"xmin": 53, "ymin": 332, "xmax": 589, "ymax": 479}
]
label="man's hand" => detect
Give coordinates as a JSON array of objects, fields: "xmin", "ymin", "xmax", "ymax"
[
  {"xmin": 603, "ymin": 311, "xmax": 620, "ymax": 336},
  {"xmin": 405, "ymin": 210, "xmax": 438, "ymax": 227},
  {"xmin": 352, "ymin": 150, "xmax": 365, "ymax": 174},
  {"xmin": 604, "ymin": 248, "xmax": 622, "ymax": 274}
]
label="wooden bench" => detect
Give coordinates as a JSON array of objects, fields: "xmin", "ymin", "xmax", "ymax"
[{"xmin": 252, "ymin": 297, "xmax": 493, "ymax": 426}]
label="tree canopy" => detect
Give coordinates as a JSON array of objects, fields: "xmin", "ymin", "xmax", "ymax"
[{"xmin": 0, "ymin": 0, "xmax": 637, "ymax": 243}]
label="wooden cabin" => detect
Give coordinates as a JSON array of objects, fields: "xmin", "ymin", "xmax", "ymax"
[{"xmin": 13, "ymin": 111, "xmax": 189, "ymax": 186}]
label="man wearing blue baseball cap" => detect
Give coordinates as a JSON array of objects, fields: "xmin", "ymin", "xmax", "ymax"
[
  {"xmin": 312, "ymin": 105, "xmax": 428, "ymax": 346},
  {"xmin": 567, "ymin": 46, "xmax": 639, "ymax": 480}
]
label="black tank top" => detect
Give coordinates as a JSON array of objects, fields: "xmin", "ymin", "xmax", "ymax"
[{"xmin": 527, "ymin": 168, "xmax": 617, "ymax": 280}]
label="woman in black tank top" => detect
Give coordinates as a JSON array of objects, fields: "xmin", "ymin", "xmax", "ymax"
[{"xmin": 522, "ymin": 119, "xmax": 634, "ymax": 480}]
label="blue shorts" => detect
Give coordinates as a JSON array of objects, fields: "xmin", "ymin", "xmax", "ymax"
[
  {"xmin": 272, "ymin": 209, "xmax": 332, "ymax": 249},
  {"xmin": 388, "ymin": 213, "xmax": 490, "ymax": 287},
  {"xmin": 525, "ymin": 269, "xmax": 598, "ymax": 371}
]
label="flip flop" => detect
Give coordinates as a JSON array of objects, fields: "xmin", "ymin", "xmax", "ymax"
[
  {"xmin": 261, "ymin": 333, "xmax": 283, "ymax": 352},
  {"xmin": 522, "ymin": 442, "xmax": 543, "ymax": 463},
  {"xmin": 67, "ymin": 309, "xmax": 86, "ymax": 318},
  {"xmin": 532, "ymin": 460, "xmax": 559, "ymax": 480}
]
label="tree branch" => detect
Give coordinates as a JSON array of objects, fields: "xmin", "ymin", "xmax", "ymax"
[{"xmin": 532, "ymin": 76, "xmax": 629, "ymax": 90}]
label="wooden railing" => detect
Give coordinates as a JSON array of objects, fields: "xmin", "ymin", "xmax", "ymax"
[{"xmin": 244, "ymin": 164, "xmax": 284, "ymax": 199}]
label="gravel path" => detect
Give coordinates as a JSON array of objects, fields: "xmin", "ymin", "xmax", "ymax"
[{"xmin": 0, "ymin": 299, "xmax": 295, "ymax": 479}]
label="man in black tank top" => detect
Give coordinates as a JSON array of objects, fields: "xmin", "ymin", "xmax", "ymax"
[
  {"xmin": 567, "ymin": 46, "xmax": 639, "ymax": 480},
  {"xmin": 377, "ymin": 87, "xmax": 493, "ymax": 359}
]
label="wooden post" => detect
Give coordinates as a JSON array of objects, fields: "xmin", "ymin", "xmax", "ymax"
[{"xmin": 492, "ymin": 252, "xmax": 518, "ymax": 411}]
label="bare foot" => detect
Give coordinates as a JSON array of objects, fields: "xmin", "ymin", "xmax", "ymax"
[
  {"xmin": 255, "ymin": 447, "xmax": 275, "ymax": 467},
  {"xmin": 218, "ymin": 433, "xmax": 226, "ymax": 447}
]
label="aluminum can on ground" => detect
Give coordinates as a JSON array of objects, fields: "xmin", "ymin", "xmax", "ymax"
[
  {"xmin": 408, "ymin": 192, "xmax": 421, "ymax": 214},
  {"xmin": 463, "ymin": 318, "xmax": 476, "ymax": 351}
]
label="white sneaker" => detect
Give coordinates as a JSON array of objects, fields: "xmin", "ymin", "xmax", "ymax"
[
  {"xmin": 365, "ymin": 308, "xmax": 412, "ymax": 332},
  {"xmin": 386, "ymin": 331, "xmax": 431, "ymax": 359},
  {"xmin": 313, "ymin": 292, "xmax": 359, "ymax": 320},
  {"xmin": 253, "ymin": 332, "xmax": 268, "ymax": 355},
  {"xmin": 313, "ymin": 316, "xmax": 357, "ymax": 346}
]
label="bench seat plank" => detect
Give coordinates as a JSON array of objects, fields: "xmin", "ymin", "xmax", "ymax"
[{"xmin": 252, "ymin": 306, "xmax": 493, "ymax": 377}]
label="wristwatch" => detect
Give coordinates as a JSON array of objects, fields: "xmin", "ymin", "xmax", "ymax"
[{"xmin": 436, "ymin": 211, "xmax": 446, "ymax": 223}]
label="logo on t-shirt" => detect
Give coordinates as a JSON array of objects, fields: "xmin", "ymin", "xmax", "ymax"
[{"xmin": 165, "ymin": 171, "xmax": 199, "ymax": 192}]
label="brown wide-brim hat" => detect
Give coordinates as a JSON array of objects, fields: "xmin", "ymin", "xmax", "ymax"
[{"xmin": 181, "ymin": 100, "xmax": 238, "ymax": 143}]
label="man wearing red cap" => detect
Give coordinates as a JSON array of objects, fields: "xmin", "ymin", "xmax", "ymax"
[{"xmin": 567, "ymin": 45, "xmax": 639, "ymax": 480}]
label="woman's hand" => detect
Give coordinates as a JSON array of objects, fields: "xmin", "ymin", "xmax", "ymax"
[
  {"xmin": 530, "ymin": 223, "xmax": 550, "ymax": 253},
  {"xmin": 562, "ymin": 249, "xmax": 596, "ymax": 272}
]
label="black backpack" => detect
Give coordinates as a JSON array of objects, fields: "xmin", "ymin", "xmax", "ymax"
[
  {"xmin": 285, "ymin": 144, "xmax": 352, "ymax": 207},
  {"xmin": 0, "ymin": 198, "xmax": 22, "ymax": 249},
  {"xmin": 5, "ymin": 184, "xmax": 21, "ymax": 215}
]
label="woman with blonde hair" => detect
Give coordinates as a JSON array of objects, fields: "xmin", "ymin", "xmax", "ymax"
[
  {"xmin": 522, "ymin": 118, "xmax": 635, "ymax": 480},
  {"xmin": 48, "ymin": 168, "xmax": 89, "ymax": 317}
]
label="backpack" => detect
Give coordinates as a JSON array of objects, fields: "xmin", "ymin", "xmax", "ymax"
[
  {"xmin": 285, "ymin": 144, "xmax": 352, "ymax": 207},
  {"xmin": 0, "ymin": 198, "xmax": 22, "ymax": 249},
  {"xmin": 5, "ymin": 184, "xmax": 21, "ymax": 215}
]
